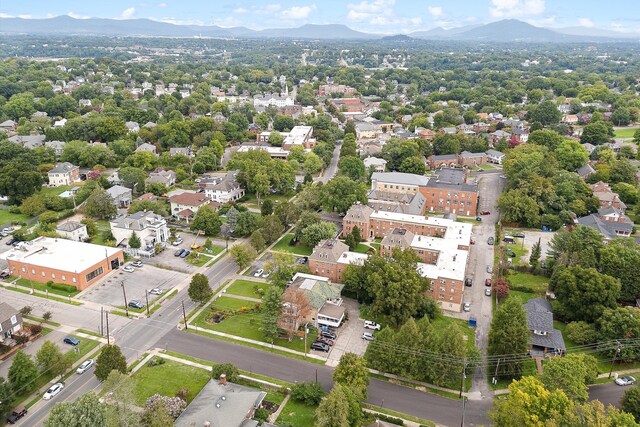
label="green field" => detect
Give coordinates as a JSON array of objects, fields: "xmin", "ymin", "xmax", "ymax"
[
  {"xmin": 349, "ymin": 243, "xmax": 372, "ymax": 254},
  {"xmin": 9, "ymin": 277, "xmax": 80, "ymax": 297},
  {"xmin": 226, "ymin": 279, "xmax": 273, "ymax": 299},
  {"xmin": 132, "ymin": 359, "xmax": 210, "ymax": 405},
  {"xmin": 277, "ymin": 399, "xmax": 317, "ymax": 427},
  {"xmin": 614, "ymin": 128, "xmax": 638, "ymax": 138},
  {"xmin": 0, "ymin": 209, "xmax": 29, "ymax": 226},
  {"xmin": 506, "ymin": 272, "xmax": 548, "ymax": 300},
  {"xmin": 272, "ymin": 233, "xmax": 313, "ymax": 256}
]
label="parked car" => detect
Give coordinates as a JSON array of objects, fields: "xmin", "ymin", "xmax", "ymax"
[
  {"xmin": 174, "ymin": 248, "xmax": 185, "ymax": 257},
  {"xmin": 364, "ymin": 320, "xmax": 381, "ymax": 330},
  {"xmin": 480, "ymin": 210, "xmax": 490, "ymax": 215},
  {"xmin": 261, "ymin": 270, "xmax": 270, "ymax": 278},
  {"xmin": 362, "ymin": 332, "xmax": 375, "ymax": 341},
  {"xmin": 321, "ymin": 331, "xmax": 337, "ymax": 340},
  {"xmin": 500, "ymin": 175, "xmax": 507, "ymax": 179},
  {"xmin": 180, "ymin": 250, "xmax": 190, "ymax": 258},
  {"xmin": 615, "ymin": 376, "xmax": 636, "ymax": 386},
  {"xmin": 475, "ymin": 217, "xmax": 482, "ymax": 222},
  {"xmin": 487, "ymin": 265, "xmax": 493, "ymax": 274},
  {"xmin": 513, "ymin": 232, "xmax": 525, "ymax": 238},
  {"xmin": 485, "ymin": 288, "xmax": 492, "ymax": 297},
  {"xmin": 76, "ymin": 359, "xmax": 94, "ymax": 374},
  {"xmin": 310, "ymin": 341, "xmax": 330, "ymax": 352},
  {"xmin": 172, "ymin": 238, "xmax": 183, "ymax": 246},
  {"xmin": 123, "ymin": 266, "xmax": 135, "ymax": 273},
  {"xmin": 128, "ymin": 300, "xmax": 145, "ymax": 309},
  {"xmin": 464, "ymin": 278, "xmax": 472, "ymax": 287},
  {"xmin": 463, "ymin": 302, "xmax": 471, "ymax": 312},
  {"xmin": 42, "ymin": 383, "xmax": 64, "ymax": 400},
  {"xmin": 63, "ymin": 336, "xmax": 80, "ymax": 346},
  {"xmin": 5, "ymin": 237, "xmax": 16, "ymax": 245},
  {"xmin": 131, "ymin": 260, "xmax": 143, "ymax": 268},
  {"xmin": 6, "ymin": 405, "xmax": 27, "ymax": 424},
  {"xmin": 148, "ymin": 288, "xmax": 163, "ymax": 295},
  {"xmin": 315, "ymin": 337, "xmax": 334, "ymax": 346},
  {"xmin": 487, "ymin": 237, "xmax": 494, "ymax": 245},
  {"xmin": 0, "ymin": 271, "xmax": 9, "ymax": 279},
  {"xmin": 485, "ymin": 278, "xmax": 492, "ymax": 287},
  {"xmin": 254, "ymin": 268, "xmax": 264, "ymax": 277}
]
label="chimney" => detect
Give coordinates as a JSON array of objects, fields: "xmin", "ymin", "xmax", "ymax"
[{"xmin": 219, "ymin": 374, "xmax": 227, "ymax": 385}]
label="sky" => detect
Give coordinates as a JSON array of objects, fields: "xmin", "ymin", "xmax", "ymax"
[{"xmin": 1, "ymin": 0, "xmax": 639, "ymax": 34}]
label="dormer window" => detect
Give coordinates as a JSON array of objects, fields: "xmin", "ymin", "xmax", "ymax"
[{"xmin": 533, "ymin": 330, "xmax": 547, "ymax": 336}]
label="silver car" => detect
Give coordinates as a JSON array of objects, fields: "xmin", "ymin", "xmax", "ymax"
[
  {"xmin": 76, "ymin": 359, "xmax": 94, "ymax": 374},
  {"xmin": 615, "ymin": 375, "xmax": 636, "ymax": 386}
]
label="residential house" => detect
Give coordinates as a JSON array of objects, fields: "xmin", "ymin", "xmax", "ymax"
[
  {"xmin": 415, "ymin": 127, "xmax": 436, "ymax": 141},
  {"xmin": 0, "ymin": 119, "xmax": 17, "ymax": 132},
  {"xmin": 427, "ymin": 154, "xmax": 458, "ymax": 169},
  {"xmin": 510, "ymin": 128, "xmax": 529, "ymax": 144},
  {"xmin": 486, "ymin": 149, "xmax": 505, "ymax": 165},
  {"xmin": 78, "ymin": 99, "xmax": 92, "ymax": 107},
  {"xmin": 489, "ymin": 130, "xmax": 510, "ymax": 144},
  {"xmin": 279, "ymin": 273, "xmax": 345, "ymax": 333},
  {"xmin": 110, "ymin": 211, "xmax": 169, "ymax": 252},
  {"xmin": 363, "ymin": 157, "xmax": 387, "ymax": 173},
  {"xmin": 0, "ymin": 303, "xmax": 23, "ymax": 343},
  {"xmin": 561, "ymin": 114, "xmax": 578, "ymax": 125},
  {"xmin": 169, "ymin": 147, "xmax": 191, "ymax": 157},
  {"xmin": 203, "ymin": 171, "xmax": 245, "ymax": 203},
  {"xmin": 591, "ymin": 181, "xmax": 627, "ymax": 212},
  {"xmin": 135, "ymin": 193, "xmax": 159, "ymax": 203},
  {"xmin": 146, "ymin": 168, "xmax": 176, "ymax": 188},
  {"xmin": 47, "ymin": 162, "xmax": 80, "ymax": 187},
  {"xmin": 53, "ymin": 118, "xmax": 67, "ymax": 128},
  {"xmin": 175, "ymin": 376, "xmax": 266, "ymax": 427},
  {"xmin": 44, "ymin": 140, "xmax": 65, "ymax": 157},
  {"xmin": 135, "ymin": 143, "xmax": 158, "ymax": 156},
  {"xmin": 56, "ymin": 221, "xmax": 88, "ymax": 241},
  {"xmin": 107, "ymin": 171, "xmax": 121, "ymax": 185},
  {"xmin": 308, "ymin": 239, "xmax": 367, "ymax": 283},
  {"xmin": 576, "ymin": 211, "xmax": 634, "ymax": 241},
  {"xmin": 523, "ymin": 298, "xmax": 566, "ymax": 357},
  {"xmin": 106, "ymin": 185, "xmax": 133, "ymax": 208},
  {"xmin": 125, "ymin": 121, "xmax": 140, "ymax": 133},
  {"xmin": 576, "ymin": 163, "xmax": 596, "ymax": 179},
  {"xmin": 169, "ymin": 192, "xmax": 213, "ymax": 222},
  {"xmin": 581, "ymin": 143, "xmax": 596, "ymax": 155},
  {"xmin": 459, "ymin": 151, "xmax": 487, "ymax": 167},
  {"xmin": 8, "ymin": 134, "xmax": 45, "ymax": 149},
  {"xmin": 360, "ymin": 141, "xmax": 383, "ymax": 157}
]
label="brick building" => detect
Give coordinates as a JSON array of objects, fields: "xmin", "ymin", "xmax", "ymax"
[
  {"xmin": 1, "ymin": 237, "xmax": 123, "ymax": 291},
  {"xmin": 308, "ymin": 239, "xmax": 368, "ymax": 284}
]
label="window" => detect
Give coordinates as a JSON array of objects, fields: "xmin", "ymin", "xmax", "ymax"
[
  {"xmin": 72, "ymin": 278, "xmax": 77, "ymax": 283},
  {"xmin": 439, "ymin": 286, "xmax": 445, "ymax": 292},
  {"xmin": 10, "ymin": 315, "xmax": 17, "ymax": 325},
  {"xmin": 51, "ymin": 274, "xmax": 55, "ymax": 279},
  {"xmin": 85, "ymin": 266, "xmax": 104, "ymax": 282},
  {"xmin": 22, "ymin": 267, "xmax": 26, "ymax": 273},
  {"xmin": 62, "ymin": 275, "xmax": 66, "ymax": 280},
  {"xmin": 438, "ymin": 294, "xmax": 444, "ymax": 300},
  {"xmin": 41, "ymin": 271, "xmax": 45, "ymax": 276},
  {"xmin": 31, "ymin": 269, "xmax": 35, "ymax": 274}
]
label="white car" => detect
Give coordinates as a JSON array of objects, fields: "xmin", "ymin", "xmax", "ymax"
[
  {"xmin": 131, "ymin": 260, "xmax": 143, "ymax": 268},
  {"xmin": 485, "ymin": 288, "xmax": 492, "ymax": 297},
  {"xmin": 463, "ymin": 302, "xmax": 471, "ymax": 312},
  {"xmin": 487, "ymin": 265, "xmax": 493, "ymax": 274},
  {"xmin": 364, "ymin": 320, "xmax": 381, "ymax": 330},
  {"xmin": 172, "ymin": 238, "xmax": 183, "ymax": 246},
  {"xmin": 261, "ymin": 270, "xmax": 270, "ymax": 278},
  {"xmin": 43, "ymin": 383, "xmax": 64, "ymax": 400},
  {"xmin": 76, "ymin": 359, "xmax": 94, "ymax": 374},
  {"xmin": 123, "ymin": 266, "xmax": 135, "ymax": 273},
  {"xmin": 148, "ymin": 288, "xmax": 163, "ymax": 295},
  {"xmin": 615, "ymin": 376, "xmax": 636, "ymax": 386},
  {"xmin": 254, "ymin": 268, "xmax": 264, "ymax": 277},
  {"xmin": 362, "ymin": 332, "xmax": 375, "ymax": 341}
]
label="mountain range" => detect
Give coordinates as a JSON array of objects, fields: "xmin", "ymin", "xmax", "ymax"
[{"xmin": 0, "ymin": 16, "xmax": 637, "ymax": 42}]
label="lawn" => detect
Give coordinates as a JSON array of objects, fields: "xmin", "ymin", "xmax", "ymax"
[
  {"xmin": 506, "ymin": 272, "xmax": 548, "ymax": 296},
  {"xmin": 132, "ymin": 359, "xmax": 210, "ymax": 406},
  {"xmin": 193, "ymin": 296, "xmax": 317, "ymax": 353},
  {"xmin": 226, "ymin": 279, "xmax": 273, "ymax": 299},
  {"xmin": 65, "ymin": 336, "xmax": 100, "ymax": 364},
  {"xmin": 350, "ymin": 243, "xmax": 372, "ymax": 254},
  {"xmin": 239, "ymin": 193, "xmax": 294, "ymax": 209},
  {"xmin": 431, "ymin": 315, "xmax": 476, "ymax": 355},
  {"xmin": 186, "ymin": 253, "xmax": 213, "ymax": 267},
  {"xmin": 36, "ymin": 185, "xmax": 75, "ymax": 198},
  {"xmin": 477, "ymin": 164, "xmax": 495, "ymax": 170},
  {"xmin": 272, "ymin": 233, "xmax": 313, "ymax": 256},
  {"xmin": 508, "ymin": 290, "xmax": 540, "ymax": 304},
  {"xmin": 614, "ymin": 128, "xmax": 638, "ymax": 138},
  {"xmin": 0, "ymin": 209, "xmax": 29, "ymax": 226},
  {"xmin": 276, "ymin": 399, "xmax": 317, "ymax": 427},
  {"xmin": 370, "ymin": 243, "xmax": 380, "ymax": 252},
  {"xmin": 9, "ymin": 277, "xmax": 80, "ymax": 297}
]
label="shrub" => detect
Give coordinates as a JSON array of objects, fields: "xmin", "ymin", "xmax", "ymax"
[
  {"xmin": 211, "ymin": 363, "xmax": 240, "ymax": 383},
  {"xmin": 147, "ymin": 356, "xmax": 166, "ymax": 367},
  {"xmin": 290, "ymin": 381, "xmax": 325, "ymax": 405},
  {"xmin": 253, "ymin": 407, "xmax": 270, "ymax": 422},
  {"xmin": 566, "ymin": 321, "xmax": 598, "ymax": 345},
  {"xmin": 175, "ymin": 388, "xmax": 189, "ymax": 401},
  {"xmin": 29, "ymin": 324, "xmax": 42, "ymax": 336},
  {"xmin": 14, "ymin": 334, "xmax": 29, "ymax": 345},
  {"xmin": 48, "ymin": 282, "xmax": 78, "ymax": 293}
]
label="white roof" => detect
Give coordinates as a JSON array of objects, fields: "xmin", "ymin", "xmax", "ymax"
[
  {"xmin": 237, "ymin": 145, "xmax": 290, "ymax": 156},
  {"xmin": 363, "ymin": 157, "xmax": 387, "ymax": 167},
  {"xmin": 283, "ymin": 126, "xmax": 312, "ymax": 145},
  {"xmin": 371, "ymin": 210, "xmax": 468, "ymax": 229},
  {"xmin": 336, "ymin": 251, "xmax": 368, "ymax": 266},
  {"xmin": 371, "ymin": 172, "xmax": 430, "ymax": 187},
  {"xmin": 1, "ymin": 237, "xmax": 121, "ymax": 274},
  {"xmin": 411, "ymin": 220, "xmax": 471, "ymax": 282}
]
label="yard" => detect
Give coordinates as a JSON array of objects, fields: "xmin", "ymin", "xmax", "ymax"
[
  {"xmin": 238, "ymin": 193, "xmax": 294, "ymax": 209},
  {"xmin": 613, "ymin": 127, "xmax": 638, "ymax": 138},
  {"xmin": 226, "ymin": 279, "xmax": 273, "ymax": 299},
  {"xmin": 505, "ymin": 272, "xmax": 548, "ymax": 303},
  {"xmin": 276, "ymin": 399, "xmax": 317, "ymax": 427},
  {"xmin": 7, "ymin": 277, "xmax": 80, "ymax": 297},
  {"xmin": 0, "ymin": 209, "xmax": 29, "ymax": 226},
  {"xmin": 132, "ymin": 359, "xmax": 210, "ymax": 406},
  {"xmin": 272, "ymin": 233, "xmax": 313, "ymax": 256}
]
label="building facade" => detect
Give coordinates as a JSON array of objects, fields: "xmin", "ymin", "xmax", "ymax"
[{"xmin": 47, "ymin": 162, "xmax": 80, "ymax": 187}]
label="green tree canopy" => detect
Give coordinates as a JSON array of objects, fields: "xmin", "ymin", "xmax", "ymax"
[
  {"xmin": 94, "ymin": 344, "xmax": 127, "ymax": 381},
  {"xmin": 44, "ymin": 392, "xmax": 107, "ymax": 427},
  {"xmin": 333, "ymin": 353, "xmax": 370, "ymax": 399},
  {"xmin": 488, "ymin": 296, "xmax": 529, "ymax": 378},
  {"xmin": 188, "ymin": 273, "xmax": 212, "ymax": 304},
  {"xmin": 190, "ymin": 205, "xmax": 222, "ymax": 236}
]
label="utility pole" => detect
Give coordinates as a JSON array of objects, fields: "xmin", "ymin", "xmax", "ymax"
[
  {"xmin": 304, "ymin": 322, "xmax": 309, "ymax": 359},
  {"xmin": 181, "ymin": 300, "xmax": 188, "ymax": 330},
  {"xmin": 106, "ymin": 311, "xmax": 110, "ymax": 345},
  {"xmin": 145, "ymin": 291, "xmax": 150, "ymax": 316},
  {"xmin": 100, "ymin": 306, "xmax": 104, "ymax": 336},
  {"xmin": 121, "ymin": 281, "xmax": 129, "ymax": 317},
  {"xmin": 608, "ymin": 341, "xmax": 622, "ymax": 379}
]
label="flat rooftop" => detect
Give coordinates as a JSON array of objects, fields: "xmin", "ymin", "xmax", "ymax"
[
  {"xmin": 1, "ymin": 237, "xmax": 121, "ymax": 273},
  {"xmin": 336, "ymin": 251, "xmax": 369, "ymax": 266}
]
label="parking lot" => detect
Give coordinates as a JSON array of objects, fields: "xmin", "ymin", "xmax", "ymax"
[
  {"xmin": 143, "ymin": 243, "xmax": 200, "ymax": 274},
  {"xmin": 78, "ymin": 263, "xmax": 189, "ymax": 308},
  {"xmin": 504, "ymin": 229, "xmax": 556, "ymax": 262}
]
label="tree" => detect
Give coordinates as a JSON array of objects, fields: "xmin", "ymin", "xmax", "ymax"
[
  {"xmin": 294, "ymin": 210, "xmax": 321, "ymax": 240},
  {"xmin": 497, "ymin": 189, "xmax": 540, "ymax": 228},
  {"xmin": 250, "ymin": 230, "xmax": 266, "ymax": 252},
  {"xmin": 529, "ymin": 238, "xmax": 541, "ymax": 269},
  {"xmin": 304, "ymin": 152, "xmax": 323, "ymax": 174},
  {"xmin": 235, "ymin": 211, "xmax": 261, "ymax": 237},
  {"xmin": 333, "ymin": 353, "xmax": 370, "ymax": 399},
  {"xmin": 94, "ymin": 344, "xmax": 127, "ymax": 381},
  {"xmin": 36, "ymin": 341, "xmax": 71, "ymax": 379},
  {"xmin": 338, "ymin": 156, "xmax": 365, "ymax": 181},
  {"xmin": 210, "ymin": 363, "xmax": 240, "ymax": 382},
  {"xmin": 555, "ymin": 139, "xmax": 589, "ymax": 171},
  {"xmin": 600, "ymin": 239, "xmax": 640, "ymax": 302},
  {"xmin": 102, "ymin": 370, "xmax": 137, "ymax": 426},
  {"xmin": 529, "ymin": 100, "xmax": 562, "ymax": 126},
  {"xmin": 8, "ymin": 351, "xmax": 38, "ymax": 394},
  {"xmin": 44, "ymin": 392, "xmax": 107, "ymax": 427},
  {"xmin": 622, "ymin": 386, "xmax": 640, "ymax": 422},
  {"xmin": 488, "ymin": 297, "xmax": 529, "ymax": 378},
  {"xmin": 265, "ymin": 252, "xmax": 297, "ymax": 287},
  {"xmin": 597, "ymin": 307, "xmax": 640, "ymax": 362},
  {"xmin": 301, "ymin": 222, "xmax": 337, "ymax": 248},
  {"xmin": 316, "ymin": 384, "xmax": 350, "ymax": 427},
  {"xmin": 290, "ymin": 381, "xmax": 325, "ymax": 405},
  {"xmin": 260, "ymin": 199, "xmax": 273, "ymax": 216},
  {"xmin": 610, "ymin": 158, "xmax": 637, "ymax": 185},
  {"xmin": 541, "ymin": 354, "xmax": 597, "ymax": 402},
  {"xmin": 0, "ymin": 161, "xmax": 43, "ymax": 204},
  {"xmin": 490, "ymin": 376, "xmax": 571, "ymax": 427},
  {"xmin": 611, "ymin": 107, "xmax": 632, "ymax": 126},
  {"xmin": 139, "ymin": 397, "xmax": 174, "ymax": 427},
  {"xmin": 20, "ymin": 195, "xmax": 46, "ymax": 216},
  {"xmin": 399, "ymin": 156, "xmax": 426, "ymax": 175},
  {"xmin": 528, "ymin": 129, "xmax": 565, "ymax": 151},
  {"xmin": 229, "ymin": 244, "xmax": 257, "ymax": 270},
  {"xmin": 188, "ymin": 273, "xmax": 212, "ymax": 304},
  {"xmin": 321, "ymin": 176, "xmax": 368, "ymax": 214},
  {"xmin": 0, "ymin": 377, "xmax": 13, "ymax": 421},
  {"xmin": 565, "ymin": 321, "xmax": 598, "ymax": 345},
  {"xmin": 493, "ymin": 278, "xmax": 510, "ymax": 300},
  {"xmin": 550, "ymin": 266, "xmax": 620, "ymax": 322},
  {"xmin": 268, "ymin": 130, "xmax": 283, "ymax": 147},
  {"xmin": 145, "ymin": 182, "xmax": 168, "ymax": 197},
  {"xmin": 274, "ymin": 201, "xmax": 301, "ymax": 226},
  {"xmin": 547, "ymin": 226, "xmax": 604, "ymax": 269},
  {"xmin": 142, "ymin": 395, "xmax": 186, "ymax": 421},
  {"xmin": 580, "ymin": 121, "xmax": 610, "ymax": 145},
  {"xmin": 128, "ymin": 231, "xmax": 141, "ymax": 249},
  {"xmin": 190, "ymin": 205, "xmax": 222, "ymax": 236},
  {"xmin": 261, "ymin": 286, "xmax": 283, "ymax": 341},
  {"xmin": 259, "ymin": 215, "xmax": 285, "ymax": 245},
  {"xmin": 556, "ymin": 400, "xmax": 640, "ymax": 426},
  {"xmin": 84, "ymin": 187, "xmax": 117, "ymax": 220}
]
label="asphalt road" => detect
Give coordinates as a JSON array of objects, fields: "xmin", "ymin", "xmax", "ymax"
[
  {"xmin": 159, "ymin": 328, "xmax": 493, "ymax": 426},
  {"xmin": 318, "ymin": 142, "xmax": 341, "ymax": 184},
  {"xmin": 588, "ymin": 382, "xmax": 629, "ymax": 407}
]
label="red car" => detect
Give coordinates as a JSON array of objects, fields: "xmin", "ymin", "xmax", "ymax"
[
  {"xmin": 485, "ymin": 278, "xmax": 492, "ymax": 287},
  {"xmin": 480, "ymin": 210, "xmax": 491, "ymax": 215}
]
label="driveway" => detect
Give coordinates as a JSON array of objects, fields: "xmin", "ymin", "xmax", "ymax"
[
  {"xmin": 503, "ymin": 229, "xmax": 556, "ymax": 262},
  {"xmin": 77, "ymin": 264, "xmax": 188, "ymax": 308},
  {"xmin": 145, "ymin": 244, "xmax": 198, "ymax": 274},
  {"xmin": 326, "ymin": 298, "xmax": 368, "ymax": 366}
]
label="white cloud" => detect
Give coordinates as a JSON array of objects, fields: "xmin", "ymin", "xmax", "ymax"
[
  {"xmin": 489, "ymin": 0, "xmax": 545, "ymax": 18},
  {"xmin": 18, "ymin": 14, "xmax": 32, "ymax": 19},
  {"xmin": 119, "ymin": 7, "xmax": 135, "ymax": 19},
  {"xmin": 281, "ymin": 4, "xmax": 316, "ymax": 20},
  {"xmin": 346, "ymin": 0, "xmax": 421, "ymax": 29},
  {"xmin": 67, "ymin": 12, "xmax": 91, "ymax": 19},
  {"xmin": 233, "ymin": 4, "xmax": 282, "ymax": 14},
  {"xmin": 157, "ymin": 2, "xmax": 168, "ymax": 8},
  {"xmin": 577, "ymin": 17, "xmax": 594, "ymax": 28},
  {"xmin": 0, "ymin": 12, "xmax": 13, "ymax": 18},
  {"xmin": 428, "ymin": 6, "xmax": 443, "ymax": 19},
  {"xmin": 213, "ymin": 16, "xmax": 242, "ymax": 28},
  {"xmin": 151, "ymin": 16, "xmax": 204, "ymax": 25}
]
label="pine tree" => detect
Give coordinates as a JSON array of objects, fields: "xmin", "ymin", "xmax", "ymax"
[
  {"xmin": 128, "ymin": 231, "xmax": 141, "ymax": 249},
  {"xmin": 529, "ymin": 238, "xmax": 541, "ymax": 269},
  {"xmin": 8, "ymin": 350, "xmax": 38, "ymax": 394}
]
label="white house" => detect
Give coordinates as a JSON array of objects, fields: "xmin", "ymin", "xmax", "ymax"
[
  {"xmin": 106, "ymin": 185, "xmax": 133, "ymax": 208},
  {"xmin": 169, "ymin": 192, "xmax": 214, "ymax": 222},
  {"xmin": 363, "ymin": 157, "xmax": 387, "ymax": 173},
  {"xmin": 135, "ymin": 143, "xmax": 158, "ymax": 156},
  {"xmin": 486, "ymin": 149, "xmax": 505, "ymax": 165},
  {"xmin": 109, "ymin": 211, "xmax": 169, "ymax": 251},
  {"xmin": 203, "ymin": 171, "xmax": 245, "ymax": 203},
  {"xmin": 146, "ymin": 169, "xmax": 176, "ymax": 188},
  {"xmin": 56, "ymin": 221, "xmax": 88, "ymax": 241},
  {"xmin": 47, "ymin": 162, "xmax": 80, "ymax": 187}
]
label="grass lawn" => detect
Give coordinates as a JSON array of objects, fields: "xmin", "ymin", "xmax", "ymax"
[
  {"xmin": 277, "ymin": 399, "xmax": 317, "ymax": 427},
  {"xmin": 9, "ymin": 277, "xmax": 80, "ymax": 297},
  {"xmin": 489, "ymin": 359, "xmax": 538, "ymax": 390},
  {"xmin": 431, "ymin": 315, "xmax": 476, "ymax": 355},
  {"xmin": 66, "ymin": 337, "xmax": 100, "ymax": 364},
  {"xmin": 272, "ymin": 233, "xmax": 313, "ymax": 256},
  {"xmin": 350, "ymin": 243, "xmax": 371, "ymax": 254},
  {"xmin": 477, "ymin": 164, "xmax": 495, "ymax": 170},
  {"xmin": 186, "ymin": 253, "xmax": 213, "ymax": 267},
  {"xmin": 508, "ymin": 290, "xmax": 540, "ymax": 304},
  {"xmin": 132, "ymin": 359, "xmax": 210, "ymax": 406},
  {"xmin": 370, "ymin": 243, "xmax": 380, "ymax": 252},
  {"xmin": 36, "ymin": 185, "xmax": 75, "ymax": 198},
  {"xmin": 239, "ymin": 193, "xmax": 294, "ymax": 209},
  {"xmin": 0, "ymin": 209, "xmax": 29, "ymax": 225},
  {"xmin": 614, "ymin": 128, "xmax": 638, "ymax": 138},
  {"xmin": 506, "ymin": 272, "xmax": 548, "ymax": 292},
  {"xmin": 193, "ymin": 297, "xmax": 317, "ymax": 353},
  {"xmin": 226, "ymin": 279, "xmax": 273, "ymax": 299}
]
